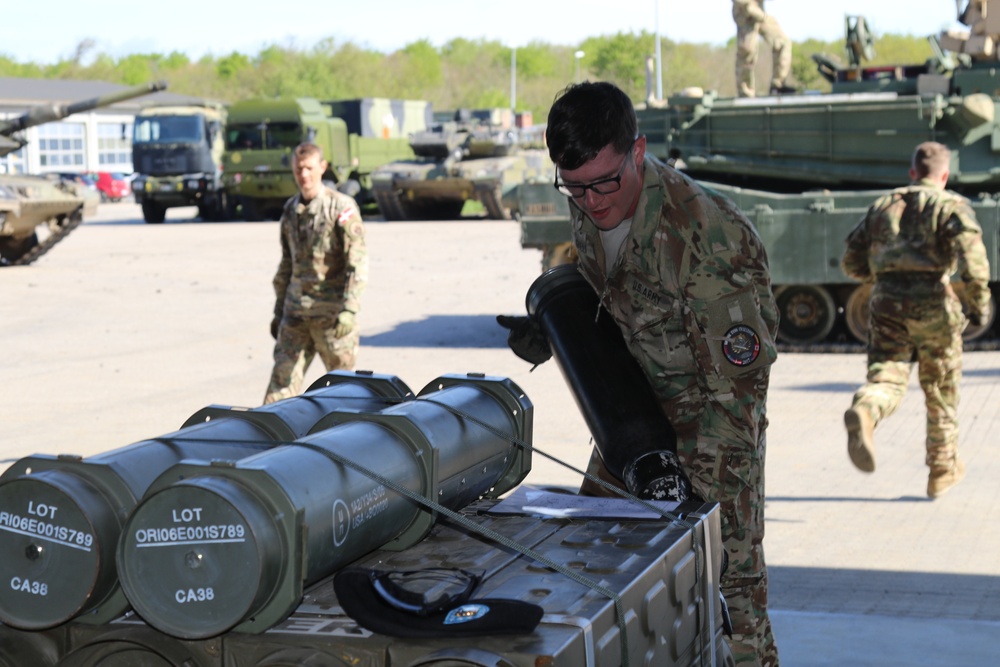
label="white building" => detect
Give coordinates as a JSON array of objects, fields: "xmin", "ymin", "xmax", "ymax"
[{"xmin": 0, "ymin": 78, "xmax": 201, "ymax": 176}]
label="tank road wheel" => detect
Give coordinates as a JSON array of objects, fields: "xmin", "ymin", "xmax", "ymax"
[
  {"xmin": 844, "ymin": 283, "xmax": 873, "ymax": 344},
  {"xmin": 775, "ymin": 285, "xmax": 837, "ymax": 344},
  {"xmin": 141, "ymin": 201, "xmax": 166, "ymax": 224},
  {"xmin": 953, "ymin": 282, "xmax": 997, "ymax": 342}
]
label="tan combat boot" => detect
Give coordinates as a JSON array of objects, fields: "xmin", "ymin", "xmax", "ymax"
[
  {"xmin": 928, "ymin": 458, "xmax": 966, "ymax": 499},
  {"xmin": 844, "ymin": 406, "xmax": 876, "ymax": 472}
]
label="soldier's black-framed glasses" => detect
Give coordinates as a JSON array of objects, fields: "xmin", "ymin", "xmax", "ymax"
[{"xmin": 553, "ymin": 139, "xmax": 637, "ymax": 199}]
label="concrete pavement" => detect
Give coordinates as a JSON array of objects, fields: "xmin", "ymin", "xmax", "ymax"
[{"xmin": 1, "ymin": 203, "xmax": 997, "ymax": 665}]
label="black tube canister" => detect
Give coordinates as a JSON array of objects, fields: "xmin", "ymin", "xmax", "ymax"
[
  {"xmin": 0, "ymin": 371, "xmax": 412, "ymax": 630},
  {"xmin": 526, "ymin": 264, "xmax": 691, "ymax": 501},
  {"xmin": 115, "ymin": 374, "xmax": 531, "ymax": 639}
]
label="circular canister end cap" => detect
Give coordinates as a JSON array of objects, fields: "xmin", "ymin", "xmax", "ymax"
[
  {"xmin": 117, "ymin": 477, "xmax": 281, "ymax": 639},
  {"xmin": 0, "ymin": 474, "xmax": 121, "ymax": 629}
]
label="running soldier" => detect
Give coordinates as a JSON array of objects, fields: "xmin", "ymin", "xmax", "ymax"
[{"xmin": 842, "ymin": 141, "xmax": 991, "ymax": 498}]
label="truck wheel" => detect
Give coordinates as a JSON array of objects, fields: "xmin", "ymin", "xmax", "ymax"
[
  {"xmin": 775, "ymin": 285, "xmax": 837, "ymax": 344},
  {"xmin": 240, "ymin": 198, "xmax": 264, "ymax": 222},
  {"xmin": 141, "ymin": 201, "xmax": 166, "ymax": 224},
  {"xmin": 224, "ymin": 193, "xmax": 239, "ymax": 221},
  {"xmin": 215, "ymin": 192, "xmax": 230, "ymax": 221}
]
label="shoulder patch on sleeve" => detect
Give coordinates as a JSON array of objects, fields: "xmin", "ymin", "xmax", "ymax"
[
  {"xmin": 338, "ymin": 206, "xmax": 356, "ymax": 224},
  {"xmin": 722, "ymin": 325, "xmax": 761, "ymax": 367}
]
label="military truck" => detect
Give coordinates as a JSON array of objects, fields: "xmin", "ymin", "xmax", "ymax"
[
  {"xmin": 130, "ymin": 101, "xmax": 227, "ymax": 223},
  {"xmin": 222, "ymin": 97, "xmax": 430, "ymax": 221},
  {"xmin": 371, "ymin": 108, "xmax": 554, "ymax": 221},
  {"xmin": 0, "ymin": 369, "xmax": 730, "ymax": 666},
  {"xmin": 517, "ymin": 6, "xmax": 1000, "ymax": 346},
  {"xmin": 0, "ymin": 81, "xmax": 167, "ymax": 265}
]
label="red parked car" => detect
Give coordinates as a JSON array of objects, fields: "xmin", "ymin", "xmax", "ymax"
[{"xmin": 92, "ymin": 172, "xmax": 131, "ymax": 203}]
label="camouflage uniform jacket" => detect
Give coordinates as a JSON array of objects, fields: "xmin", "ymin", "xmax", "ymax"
[
  {"xmin": 569, "ymin": 155, "xmax": 778, "ymax": 449},
  {"xmin": 842, "ymin": 179, "xmax": 991, "ymax": 319},
  {"xmin": 272, "ymin": 185, "xmax": 368, "ymax": 320}
]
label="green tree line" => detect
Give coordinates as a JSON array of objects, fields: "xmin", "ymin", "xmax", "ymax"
[{"xmin": 0, "ymin": 31, "xmax": 935, "ymax": 120}]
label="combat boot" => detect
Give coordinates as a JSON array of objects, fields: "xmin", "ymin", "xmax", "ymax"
[
  {"xmin": 927, "ymin": 458, "xmax": 966, "ymax": 499},
  {"xmin": 844, "ymin": 406, "xmax": 876, "ymax": 472}
]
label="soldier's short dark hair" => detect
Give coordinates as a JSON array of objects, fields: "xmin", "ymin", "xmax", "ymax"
[
  {"xmin": 546, "ymin": 82, "xmax": 637, "ymax": 170},
  {"xmin": 293, "ymin": 142, "xmax": 324, "ymax": 163},
  {"xmin": 912, "ymin": 141, "xmax": 950, "ymax": 179}
]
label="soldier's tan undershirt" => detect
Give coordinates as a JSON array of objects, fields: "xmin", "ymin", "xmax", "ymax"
[{"xmin": 599, "ymin": 217, "xmax": 633, "ymax": 274}]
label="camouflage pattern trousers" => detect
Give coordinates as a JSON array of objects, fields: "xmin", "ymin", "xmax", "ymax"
[
  {"xmin": 734, "ymin": 12, "xmax": 791, "ymax": 97},
  {"xmin": 263, "ymin": 314, "xmax": 359, "ymax": 404},
  {"xmin": 851, "ymin": 281, "xmax": 967, "ymax": 468},
  {"xmin": 580, "ymin": 367, "xmax": 778, "ymax": 666}
]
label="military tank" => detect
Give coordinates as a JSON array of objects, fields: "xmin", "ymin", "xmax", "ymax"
[
  {"xmin": 517, "ymin": 4, "xmax": 1000, "ymax": 347},
  {"xmin": 0, "ymin": 81, "xmax": 167, "ymax": 266},
  {"xmin": 371, "ymin": 108, "xmax": 553, "ymax": 221}
]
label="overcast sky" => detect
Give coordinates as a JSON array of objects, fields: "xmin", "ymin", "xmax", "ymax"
[{"xmin": 2, "ymin": 1, "xmax": 968, "ymax": 64}]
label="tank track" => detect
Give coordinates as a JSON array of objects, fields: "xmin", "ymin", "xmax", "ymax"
[
  {"xmin": 475, "ymin": 181, "xmax": 509, "ymax": 219},
  {"xmin": 372, "ymin": 181, "xmax": 407, "ymax": 222},
  {"xmin": 4, "ymin": 208, "xmax": 84, "ymax": 267}
]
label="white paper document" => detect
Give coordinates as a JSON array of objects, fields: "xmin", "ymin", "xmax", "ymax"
[{"xmin": 487, "ymin": 485, "xmax": 682, "ymax": 520}]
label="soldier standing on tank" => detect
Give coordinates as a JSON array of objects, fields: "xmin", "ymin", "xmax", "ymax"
[
  {"xmin": 732, "ymin": 0, "xmax": 794, "ymax": 97},
  {"xmin": 842, "ymin": 141, "xmax": 991, "ymax": 498},
  {"xmin": 545, "ymin": 81, "xmax": 780, "ymax": 666},
  {"xmin": 263, "ymin": 143, "xmax": 368, "ymax": 404}
]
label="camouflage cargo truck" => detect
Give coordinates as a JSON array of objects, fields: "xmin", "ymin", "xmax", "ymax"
[
  {"xmin": 0, "ymin": 81, "xmax": 167, "ymax": 265},
  {"xmin": 130, "ymin": 101, "xmax": 228, "ymax": 223},
  {"xmin": 517, "ymin": 6, "xmax": 1000, "ymax": 346},
  {"xmin": 222, "ymin": 97, "xmax": 430, "ymax": 221},
  {"xmin": 372, "ymin": 107, "xmax": 553, "ymax": 220}
]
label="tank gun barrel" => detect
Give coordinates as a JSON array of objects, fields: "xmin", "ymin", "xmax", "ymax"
[{"xmin": 0, "ymin": 80, "xmax": 168, "ymax": 137}]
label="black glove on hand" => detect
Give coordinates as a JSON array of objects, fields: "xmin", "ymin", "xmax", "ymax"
[
  {"xmin": 496, "ymin": 315, "xmax": 552, "ymax": 365},
  {"xmin": 270, "ymin": 317, "xmax": 280, "ymax": 339},
  {"xmin": 968, "ymin": 311, "xmax": 983, "ymax": 327}
]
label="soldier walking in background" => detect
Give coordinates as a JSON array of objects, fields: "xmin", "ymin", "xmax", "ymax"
[
  {"xmin": 545, "ymin": 81, "xmax": 780, "ymax": 666},
  {"xmin": 263, "ymin": 142, "xmax": 368, "ymax": 404},
  {"xmin": 842, "ymin": 141, "xmax": 991, "ymax": 498},
  {"xmin": 732, "ymin": 0, "xmax": 794, "ymax": 97}
]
